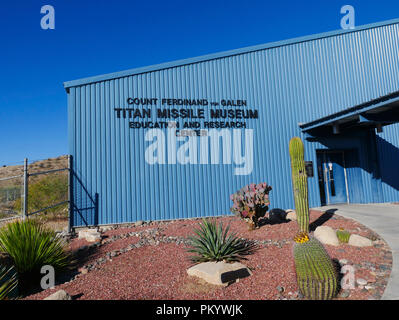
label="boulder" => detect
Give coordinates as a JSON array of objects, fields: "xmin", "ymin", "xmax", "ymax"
[
  {"xmin": 78, "ymin": 230, "xmax": 88, "ymax": 239},
  {"xmin": 187, "ymin": 261, "xmax": 252, "ymax": 286},
  {"xmin": 43, "ymin": 289, "xmax": 72, "ymax": 300},
  {"xmin": 348, "ymin": 234, "xmax": 373, "ymax": 247},
  {"xmin": 268, "ymin": 208, "xmax": 287, "ymax": 223},
  {"xmin": 314, "ymin": 226, "xmax": 340, "ymax": 246},
  {"xmin": 78, "ymin": 228, "xmax": 95, "ymax": 238},
  {"xmin": 285, "ymin": 209, "xmax": 297, "ymax": 221},
  {"xmin": 85, "ymin": 232, "xmax": 101, "ymax": 242},
  {"xmin": 78, "ymin": 229, "xmax": 101, "ymax": 242}
]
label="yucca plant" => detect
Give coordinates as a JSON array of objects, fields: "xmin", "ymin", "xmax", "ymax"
[
  {"xmin": 187, "ymin": 219, "xmax": 257, "ymax": 263},
  {"xmin": 0, "ymin": 265, "xmax": 18, "ymax": 300},
  {"xmin": 0, "ymin": 219, "xmax": 71, "ymax": 293}
]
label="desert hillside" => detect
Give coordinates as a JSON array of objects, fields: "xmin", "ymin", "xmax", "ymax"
[
  {"xmin": 0, "ymin": 155, "xmax": 69, "ymax": 224},
  {"xmin": 0, "ymin": 155, "xmax": 68, "ymax": 181}
]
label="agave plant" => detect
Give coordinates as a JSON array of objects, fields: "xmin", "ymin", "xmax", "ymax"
[
  {"xmin": 0, "ymin": 219, "xmax": 71, "ymax": 292},
  {"xmin": 186, "ymin": 219, "xmax": 257, "ymax": 263},
  {"xmin": 0, "ymin": 265, "xmax": 18, "ymax": 300}
]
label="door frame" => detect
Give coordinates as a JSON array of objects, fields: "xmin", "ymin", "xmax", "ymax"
[{"xmin": 316, "ymin": 150, "xmax": 350, "ymax": 205}]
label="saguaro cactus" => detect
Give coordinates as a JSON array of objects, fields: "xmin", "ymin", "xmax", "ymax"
[
  {"xmin": 293, "ymin": 236, "xmax": 338, "ymax": 300},
  {"xmin": 289, "ymin": 137, "xmax": 338, "ymax": 300},
  {"xmin": 289, "ymin": 137, "xmax": 309, "ymax": 234}
]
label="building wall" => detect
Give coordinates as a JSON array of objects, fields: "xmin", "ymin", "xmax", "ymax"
[
  {"xmin": 376, "ymin": 123, "xmax": 399, "ymax": 202},
  {"xmin": 67, "ymin": 22, "xmax": 399, "ymax": 226}
]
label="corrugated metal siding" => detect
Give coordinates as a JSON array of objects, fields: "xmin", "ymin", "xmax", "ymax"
[
  {"xmin": 68, "ymin": 22, "xmax": 399, "ymax": 226},
  {"xmin": 376, "ymin": 123, "xmax": 399, "ymax": 203}
]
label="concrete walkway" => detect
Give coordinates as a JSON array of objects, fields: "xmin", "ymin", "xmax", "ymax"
[{"xmin": 312, "ymin": 203, "xmax": 399, "ymax": 300}]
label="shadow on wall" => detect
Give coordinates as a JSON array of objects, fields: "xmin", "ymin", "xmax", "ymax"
[
  {"xmin": 72, "ymin": 170, "xmax": 99, "ymax": 227},
  {"xmin": 376, "ymin": 135, "xmax": 399, "ymax": 192},
  {"xmin": 308, "ymin": 127, "xmax": 399, "ymax": 202}
]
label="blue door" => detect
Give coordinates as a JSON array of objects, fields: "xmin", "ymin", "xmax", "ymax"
[{"xmin": 317, "ymin": 151, "xmax": 348, "ymax": 205}]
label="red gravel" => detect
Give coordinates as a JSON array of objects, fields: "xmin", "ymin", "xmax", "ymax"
[{"xmin": 24, "ymin": 210, "xmax": 392, "ymax": 300}]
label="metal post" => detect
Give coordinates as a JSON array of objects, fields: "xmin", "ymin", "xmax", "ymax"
[
  {"xmin": 23, "ymin": 158, "xmax": 28, "ymax": 220},
  {"xmin": 68, "ymin": 155, "xmax": 73, "ymax": 233},
  {"xmin": 94, "ymin": 192, "xmax": 99, "ymax": 226}
]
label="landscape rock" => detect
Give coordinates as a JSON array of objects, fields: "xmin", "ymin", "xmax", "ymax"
[
  {"xmin": 78, "ymin": 267, "xmax": 88, "ymax": 275},
  {"xmin": 78, "ymin": 228, "xmax": 98, "ymax": 237},
  {"xmin": 338, "ymin": 290, "xmax": 350, "ymax": 298},
  {"xmin": 285, "ymin": 209, "xmax": 297, "ymax": 221},
  {"xmin": 187, "ymin": 261, "xmax": 252, "ymax": 286},
  {"xmin": 99, "ymin": 225, "xmax": 114, "ymax": 232},
  {"xmin": 339, "ymin": 259, "xmax": 348, "ymax": 266},
  {"xmin": 43, "ymin": 289, "xmax": 72, "ymax": 300},
  {"xmin": 314, "ymin": 226, "xmax": 340, "ymax": 246},
  {"xmin": 85, "ymin": 232, "xmax": 102, "ymax": 242},
  {"xmin": 348, "ymin": 234, "xmax": 373, "ymax": 247},
  {"xmin": 379, "ymin": 264, "xmax": 390, "ymax": 271},
  {"xmin": 78, "ymin": 229, "xmax": 102, "ymax": 242},
  {"xmin": 78, "ymin": 229, "xmax": 89, "ymax": 239},
  {"xmin": 268, "ymin": 209, "xmax": 287, "ymax": 223},
  {"xmin": 276, "ymin": 285, "xmax": 284, "ymax": 293},
  {"xmin": 135, "ymin": 220, "xmax": 144, "ymax": 227},
  {"xmin": 356, "ymin": 278, "xmax": 367, "ymax": 287}
]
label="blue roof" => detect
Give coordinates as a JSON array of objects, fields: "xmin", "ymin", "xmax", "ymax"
[{"xmin": 63, "ymin": 18, "xmax": 399, "ymax": 90}]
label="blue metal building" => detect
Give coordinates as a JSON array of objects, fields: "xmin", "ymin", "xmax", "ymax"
[{"xmin": 64, "ymin": 19, "xmax": 399, "ymax": 227}]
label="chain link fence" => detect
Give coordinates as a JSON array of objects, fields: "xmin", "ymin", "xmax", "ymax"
[
  {"xmin": 0, "ymin": 156, "xmax": 71, "ymax": 231},
  {"xmin": 0, "ymin": 174, "xmax": 23, "ymax": 225}
]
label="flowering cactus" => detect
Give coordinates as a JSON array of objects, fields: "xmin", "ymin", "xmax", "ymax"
[{"xmin": 230, "ymin": 183, "xmax": 272, "ymax": 229}]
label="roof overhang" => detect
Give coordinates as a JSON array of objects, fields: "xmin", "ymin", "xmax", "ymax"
[{"xmin": 300, "ymin": 92, "xmax": 399, "ymax": 136}]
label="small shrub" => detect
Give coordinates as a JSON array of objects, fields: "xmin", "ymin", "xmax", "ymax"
[
  {"xmin": 0, "ymin": 186, "xmax": 21, "ymax": 203},
  {"xmin": 14, "ymin": 174, "xmax": 68, "ymax": 218},
  {"xmin": 187, "ymin": 219, "xmax": 257, "ymax": 263},
  {"xmin": 0, "ymin": 219, "xmax": 71, "ymax": 293},
  {"xmin": 336, "ymin": 229, "xmax": 350, "ymax": 243},
  {"xmin": 230, "ymin": 183, "xmax": 272, "ymax": 229},
  {"xmin": 0, "ymin": 265, "xmax": 18, "ymax": 300}
]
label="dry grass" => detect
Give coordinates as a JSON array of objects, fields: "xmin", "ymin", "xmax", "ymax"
[
  {"xmin": 0, "ymin": 155, "xmax": 68, "ymax": 183},
  {"xmin": 37, "ymin": 215, "xmax": 68, "ymax": 232},
  {"xmin": 0, "ymin": 215, "xmax": 68, "ymax": 233}
]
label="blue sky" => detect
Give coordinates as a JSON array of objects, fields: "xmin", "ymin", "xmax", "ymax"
[{"xmin": 0, "ymin": 0, "xmax": 398, "ymax": 166}]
